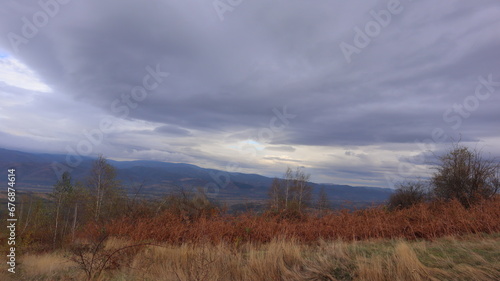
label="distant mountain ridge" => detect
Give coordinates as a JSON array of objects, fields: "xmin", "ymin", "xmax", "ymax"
[{"xmin": 0, "ymin": 148, "xmax": 393, "ymax": 205}]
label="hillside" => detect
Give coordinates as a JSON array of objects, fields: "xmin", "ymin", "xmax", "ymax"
[{"xmin": 0, "ymin": 148, "xmax": 392, "ymax": 205}]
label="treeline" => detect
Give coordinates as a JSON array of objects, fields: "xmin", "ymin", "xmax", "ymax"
[
  {"xmin": 4, "ymin": 155, "xmax": 130, "ymax": 250},
  {"xmin": 388, "ymin": 143, "xmax": 499, "ymax": 209},
  {"xmin": 2, "ymin": 143, "xmax": 499, "ymax": 252},
  {"xmin": 4, "ymin": 159, "xmax": 332, "ymax": 250}
]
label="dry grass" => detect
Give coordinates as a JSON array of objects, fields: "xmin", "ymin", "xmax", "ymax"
[
  {"xmin": 0, "ymin": 251, "xmax": 80, "ymax": 281},
  {"xmin": 21, "ymin": 252, "xmax": 74, "ymax": 276},
  {"xmin": 6, "ymin": 233, "xmax": 499, "ymax": 281},
  {"xmin": 3, "ymin": 198, "xmax": 499, "ymax": 280}
]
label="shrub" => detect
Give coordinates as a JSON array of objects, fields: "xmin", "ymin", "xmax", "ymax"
[
  {"xmin": 431, "ymin": 144, "xmax": 499, "ymax": 207},
  {"xmin": 388, "ymin": 180, "xmax": 428, "ymax": 210}
]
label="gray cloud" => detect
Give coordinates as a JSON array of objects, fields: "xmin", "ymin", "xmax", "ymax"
[
  {"xmin": 262, "ymin": 156, "xmax": 302, "ymax": 163},
  {"xmin": 154, "ymin": 125, "xmax": 191, "ymax": 136},
  {"xmin": 1, "ymin": 0, "xmax": 499, "ymax": 187},
  {"xmin": 265, "ymin": 146, "xmax": 296, "ymax": 152}
]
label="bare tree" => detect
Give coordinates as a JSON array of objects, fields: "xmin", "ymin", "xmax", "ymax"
[
  {"xmin": 317, "ymin": 186, "xmax": 331, "ymax": 212},
  {"xmin": 52, "ymin": 171, "xmax": 73, "ymax": 248},
  {"xmin": 267, "ymin": 167, "xmax": 312, "ymax": 212},
  {"xmin": 87, "ymin": 155, "xmax": 121, "ymax": 221},
  {"xmin": 387, "ymin": 180, "xmax": 428, "ymax": 210},
  {"xmin": 431, "ymin": 144, "xmax": 499, "ymax": 207},
  {"xmin": 163, "ymin": 185, "xmax": 220, "ymax": 221},
  {"xmin": 20, "ymin": 192, "xmax": 34, "ymax": 236},
  {"xmin": 284, "ymin": 167, "xmax": 294, "ymax": 209},
  {"xmin": 268, "ymin": 178, "xmax": 284, "ymax": 210},
  {"xmin": 291, "ymin": 168, "xmax": 312, "ymax": 212}
]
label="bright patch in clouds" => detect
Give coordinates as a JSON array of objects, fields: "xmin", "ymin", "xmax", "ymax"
[{"xmin": 0, "ymin": 56, "xmax": 52, "ymax": 93}]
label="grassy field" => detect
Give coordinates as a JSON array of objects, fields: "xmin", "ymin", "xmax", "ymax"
[
  {"xmin": 1, "ymin": 233, "xmax": 499, "ymax": 281},
  {"xmin": 2, "ymin": 198, "xmax": 499, "ymax": 280}
]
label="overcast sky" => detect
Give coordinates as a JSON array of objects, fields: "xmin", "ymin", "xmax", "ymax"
[{"xmin": 1, "ymin": 0, "xmax": 499, "ymax": 188}]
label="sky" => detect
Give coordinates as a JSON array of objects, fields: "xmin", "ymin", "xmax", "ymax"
[{"xmin": 0, "ymin": 0, "xmax": 499, "ymax": 188}]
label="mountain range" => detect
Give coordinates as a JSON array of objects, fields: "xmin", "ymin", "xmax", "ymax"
[{"xmin": 0, "ymin": 148, "xmax": 393, "ymax": 207}]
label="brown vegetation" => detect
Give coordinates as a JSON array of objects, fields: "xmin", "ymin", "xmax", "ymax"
[
  {"xmin": 78, "ymin": 196, "xmax": 500, "ymax": 245},
  {"xmin": 2, "ymin": 150, "xmax": 499, "ymax": 280}
]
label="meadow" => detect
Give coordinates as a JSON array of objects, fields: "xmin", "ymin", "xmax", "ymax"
[{"xmin": 1, "ymin": 197, "xmax": 499, "ymax": 280}]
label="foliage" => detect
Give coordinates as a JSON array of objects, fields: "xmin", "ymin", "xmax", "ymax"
[
  {"xmin": 387, "ymin": 180, "xmax": 428, "ymax": 210},
  {"xmin": 431, "ymin": 144, "xmax": 499, "ymax": 207},
  {"xmin": 162, "ymin": 186, "xmax": 222, "ymax": 221},
  {"xmin": 93, "ymin": 196, "xmax": 500, "ymax": 244}
]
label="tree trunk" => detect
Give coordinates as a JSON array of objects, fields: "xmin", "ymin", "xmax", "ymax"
[
  {"xmin": 72, "ymin": 203, "xmax": 78, "ymax": 243},
  {"xmin": 53, "ymin": 195, "xmax": 62, "ymax": 249}
]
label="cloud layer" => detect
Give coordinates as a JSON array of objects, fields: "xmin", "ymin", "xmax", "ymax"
[{"xmin": 1, "ymin": 0, "xmax": 499, "ymax": 187}]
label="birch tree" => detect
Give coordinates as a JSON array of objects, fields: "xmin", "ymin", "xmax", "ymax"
[
  {"xmin": 87, "ymin": 155, "xmax": 121, "ymax": 222},
  {"xmin": 52, "ymin": 171, "xmax": 73, "ymax": 248},
  {"xmin": 268, "ymin": 167, "xmax": 312, "ymax": 212}
]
